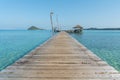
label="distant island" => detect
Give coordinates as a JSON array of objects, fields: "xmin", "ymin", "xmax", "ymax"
[
  {"xmin": 84, "ymin": 28, "xmax": 120, "ymax": 30},
  {"xmin": 28, "ymin": 26, "xmax": 44, "ymax": 30}
]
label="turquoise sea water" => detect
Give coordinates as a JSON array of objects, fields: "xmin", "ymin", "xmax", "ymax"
[
  {"xmin": 0, "ymin": 30, "xmax": 52, "ymax": 70},
  {"xmin": 70, "ymin": 30, "xmax": 120, "ymax": 71}
]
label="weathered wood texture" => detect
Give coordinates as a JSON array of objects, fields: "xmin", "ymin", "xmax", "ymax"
[{"xmin": 0, "ymin": 32, "xmax": 120, "ymax": 80}]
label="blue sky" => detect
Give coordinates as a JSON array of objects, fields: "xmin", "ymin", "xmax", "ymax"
[{"xmin": 0, "ymin": 0, "xmax": 120, "ymax": 30}]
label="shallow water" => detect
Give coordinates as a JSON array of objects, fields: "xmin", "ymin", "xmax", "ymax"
[
  {"xmin": 0, "ymin": 30, "xmax": 52, "ymax": 70},
  {"xmin": 70, "ymin": 30, "xmax": 120, "ymax": 71}
]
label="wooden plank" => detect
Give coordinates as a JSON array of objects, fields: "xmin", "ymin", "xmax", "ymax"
[{"xmin": 0, "ymin": 31, "xmax": 120, "ymax": 80}]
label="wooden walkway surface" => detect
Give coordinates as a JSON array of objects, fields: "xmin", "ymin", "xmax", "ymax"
[{"xmin": 0, "ymin": 32, "xmax": 120, "ymax": 80}]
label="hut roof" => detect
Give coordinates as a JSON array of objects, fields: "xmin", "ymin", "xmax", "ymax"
[{"xmin": 73, "ymin": 25, "xmax": 83, "ymax": 28}]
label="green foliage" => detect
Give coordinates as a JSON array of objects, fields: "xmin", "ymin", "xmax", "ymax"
[{"xmin": 28, "ymin": 26, "xmax": 43, "ymax": 30}]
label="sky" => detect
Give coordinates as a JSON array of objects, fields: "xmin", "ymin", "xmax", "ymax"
[{"xmin": 0, "ymin": 0, "xmax": 120, "ymax": 30}]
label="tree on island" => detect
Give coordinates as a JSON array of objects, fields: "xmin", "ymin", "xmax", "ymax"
[{"xmin": 28, "ymin": 26, "xmax": 43, "ymax": 30}]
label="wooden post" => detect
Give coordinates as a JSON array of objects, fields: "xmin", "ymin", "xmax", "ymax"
[{"xmin": 50, "ymin": 12, "xmax": 54, "ymax": 35}]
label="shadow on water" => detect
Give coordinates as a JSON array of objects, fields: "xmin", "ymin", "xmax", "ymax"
[{"xmin": 69, "ymin": 31, "xmax": 83, "ymax": 36}]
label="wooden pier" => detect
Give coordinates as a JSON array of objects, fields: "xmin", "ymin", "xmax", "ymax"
[{"xmin": 0, "ymin": 31, "xmax": 120, "ymax": 80}]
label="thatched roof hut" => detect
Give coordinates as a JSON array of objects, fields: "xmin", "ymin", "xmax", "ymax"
[
  {"xmin": 73, "ymin": 25, "xmax": 83, "ymax": 33},
  {"xmin": 73, "ymin": 25, "xmax": 83, "ymax": 29}
]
